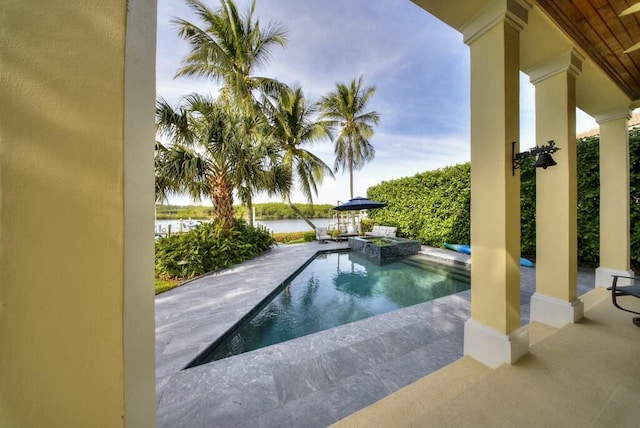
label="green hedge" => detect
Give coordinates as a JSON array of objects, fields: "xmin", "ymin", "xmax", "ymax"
[
  {"xmin": 367, "ymin": 132, "xmax": 640, "ymax": 268},
  {"xmin": 155, "ymin": 219, "xmax": 275, "ymax": 279},
  {"xmin": 631, "ymin": 129, "xmax": 640, "ymax": 269},
  {"xmin": 572, "ymin": 135, "xmax": 600, "ymax": 266},
  {"xmin": 367, "ymin": 163, "xmax": 471, "ymax": 246}
]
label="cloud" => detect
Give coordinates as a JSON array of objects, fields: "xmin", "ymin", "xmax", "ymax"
[{"xmin": 156, "ymin": 0, "xmax": 603, "ymax": 208}]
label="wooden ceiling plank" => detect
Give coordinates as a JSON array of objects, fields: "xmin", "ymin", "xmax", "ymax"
[
  {"xmin": 589, "ymin": 0, "xmax": 611, "ymax": 10},
  {"xmin": 570, "ymin": 0, "xmax": 640, "ymax": 96},
  {"xmin": 591, "ymin": 2, "xmax": 640, "ymax": 87},
  {"xmin": 595, "ymin": 5, "xmax": 640, "ymax": 71},
  {"xmin": 534, "ymin": 0, "xmax": 640, "ymax": 98}
]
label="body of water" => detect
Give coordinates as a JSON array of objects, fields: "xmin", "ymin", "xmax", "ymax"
[{"xmin": 155, "ymin": 218, "xmax": 331, "ymax": 234}]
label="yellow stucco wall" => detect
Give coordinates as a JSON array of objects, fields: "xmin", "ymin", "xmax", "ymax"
[
  {"xmin": 598, "ymin": 117, "xmax": 631, "ymax": 271},
  {"xmin": 1, "ymin": 0, "xmax": 156, "ymax": 426},
  {"xmin": 534, "ymin": 70, "xmax": 578, "ymax": 301},
  {"xmin": 468, "ymin": 21, "xmax": 522, "ymax": 334}
]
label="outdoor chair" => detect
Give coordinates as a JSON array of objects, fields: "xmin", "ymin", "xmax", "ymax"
[
  {"xmin": 607, "ymin": 275, "xmax": 640, "ymax": 327},
  {"xmin": 316, "ymin": 227, "xmax": 330, "ymax": 243}
]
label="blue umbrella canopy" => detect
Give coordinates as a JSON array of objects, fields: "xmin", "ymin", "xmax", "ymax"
[{"xmin": 333, "ymin": 196, "xmax": 387, "ymax": 211}]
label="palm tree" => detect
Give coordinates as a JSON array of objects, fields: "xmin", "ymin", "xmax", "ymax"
[
  {"xmin": 320, "ymin": 76, "xmax": 381, "ymax": 199},
  {"xmin": 233, "ymin": 110, "xmax": 291, "ymax": 225},
  {"xmin": 155, "ymin": 94, "xmax": 280, "ymax": 229},
  {"xmin": 262, "ymin": 86, "xmax": 334, "ymax": 229},
  {"xmin": 173, "ymin": 0, "xmax": 288, "ymax": 109}
]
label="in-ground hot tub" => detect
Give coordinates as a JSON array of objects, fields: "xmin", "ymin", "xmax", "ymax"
[{"xmin": 348, "ymin": 235, "xmax": 421, "ymax": 264}]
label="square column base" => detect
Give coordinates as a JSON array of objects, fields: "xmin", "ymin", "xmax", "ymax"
[
  {"xmin": 464, "ymin": 319, "xmax": 529, "ymax": 369},
  {"xmin": 530, "ymin": 293, "xmax": 584, "ymax": 328},
  {"xmin": 595, "ymin": 267, "xmax": 635, "ymax": 288}
]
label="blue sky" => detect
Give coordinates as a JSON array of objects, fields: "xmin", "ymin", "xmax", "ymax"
[{"xmin": 156, "ymin": 0, "xmax": 598, "ymax": 206}]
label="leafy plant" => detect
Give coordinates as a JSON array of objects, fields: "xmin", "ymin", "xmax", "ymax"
[
  {"xmin": 520, "ymin": 156, "xmax": 536, "ymax": 258},
  {"xmin": 272, "ymin": 231, "xmax": 316, "ymax": 244},
  {"xmin": 628, "ymin": 128, "xmax": 640, "ymax": 270},
  {"xmin": 360, "ymin": 218, "xmax": 375, "ymax": 234},
  {"xmin": 155, "ymin": 219, "xmax": 275, "ymax": 280},
  {"xmin": 367, "ymin": 163, "xmax": 471, "ymax": 246},
  {"xmin": 576, "ymin": 135, "xmax": 601, "ymax": 267},
  {"xmin": 366, "ymin": 138, "xmax": 640, "ymax": 268}
]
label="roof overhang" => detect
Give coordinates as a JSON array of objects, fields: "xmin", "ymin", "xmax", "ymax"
[{"xmin": 411, "ymin": 0, "xmax": 636, "ymax": 116}]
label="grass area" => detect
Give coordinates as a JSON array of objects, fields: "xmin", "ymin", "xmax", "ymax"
[
  {"xmin": 155, "ymin": 278, "xmax": 181, "ymax": 295},
  {"xmin": 273, "ymin": 231, "xmax": 316, "ymax": 244}
]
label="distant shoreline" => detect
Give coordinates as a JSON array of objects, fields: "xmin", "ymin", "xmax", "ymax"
[
  {"xmin": 155, "ymin": 215, "xmax": 331, "ymax": 221},
  {"xmin": 156, "ymin": 202, "xmax": 335, "ymax": 221},
  {"xmin": 155, "ymin": 218, "xmax": 332, "ymax": 234}
]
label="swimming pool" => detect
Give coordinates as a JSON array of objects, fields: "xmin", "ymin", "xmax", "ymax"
[{"xmin": 186, "ymin": 250, "xmax": 470, "ymax": 367}]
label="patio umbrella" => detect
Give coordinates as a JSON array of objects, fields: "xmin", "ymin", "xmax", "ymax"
[{"xmin": 333, "ymin": 196, "xmax": 387, "ymax": 211}]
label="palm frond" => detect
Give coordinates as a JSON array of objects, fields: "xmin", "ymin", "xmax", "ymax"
[{"xmin": 173, "ymin": 0, "xmax": 288, "ymax": 106}]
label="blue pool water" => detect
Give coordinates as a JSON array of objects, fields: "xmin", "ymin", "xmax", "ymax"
[{"xmin": 187, "ymin": 251, "xmax": 470, "ymax": 366}]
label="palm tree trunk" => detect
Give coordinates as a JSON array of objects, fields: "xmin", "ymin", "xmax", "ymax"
[
  {"xmin": 246, "ymin": 197, "xmax": 254, "ymax": 226},
  {"xmin": 212, "ymin": 175, "xmax": 235, "ymax": 230},
  {"xmin": 348, "ymin": 142, "xmax": 354, "ymax": 199},
  {"xmin": 349, "ymin": 163, "xmax": 354, "ymax": 199},
  {"xmin": 284, "ymin": 195, "xmax": 317, "ymax": 230}
]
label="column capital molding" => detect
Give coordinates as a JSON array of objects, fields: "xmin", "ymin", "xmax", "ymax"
[
  {"xmin": 594, "ymin": 106, "xmax": 632, "ymax": 124},
  {"xmin": 527, "ymin": 49, "xmax": 584, "ymax": 85},
  {"xmin": 462, "ymin": 0, "xmax": 533, "ymax": 46}
]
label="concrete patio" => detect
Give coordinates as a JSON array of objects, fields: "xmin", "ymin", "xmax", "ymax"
[
  {"xmin": 334, "ymin": 287, "xmax": 640, "ymax": 427},
  {"xmin": 156, "ymin": 242, "xmax": 599, "ymax": 427}
]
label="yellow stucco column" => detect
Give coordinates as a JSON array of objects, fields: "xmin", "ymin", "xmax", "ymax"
[
  {"xmin": 594, "ymin": 108, "xmax": 634, "ymax": 288},
  {"xmin": 1, "ymin": 1, "xmax": 156, "ymax": 426},
  {"xmin": 527, "ymin": 50, "xmax": 585, "ymax": 327},
  {"xmin": 461, "ymin": 0, "xmax": 531, "ymax": 368}
]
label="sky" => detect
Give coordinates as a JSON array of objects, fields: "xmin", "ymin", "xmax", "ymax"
[{"xmin": 156, "ymin": 0, "xmax": 599, "ymax": 206}]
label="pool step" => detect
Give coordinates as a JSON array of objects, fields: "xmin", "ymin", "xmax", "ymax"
[{"xmin": 400, "ymin": 257, "xmax": 471, "ymax": 284}]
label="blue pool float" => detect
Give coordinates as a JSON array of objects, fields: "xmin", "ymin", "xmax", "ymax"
[{"xmin": 443, "ymin": 243, "xmax": 534, "ymax": 267}]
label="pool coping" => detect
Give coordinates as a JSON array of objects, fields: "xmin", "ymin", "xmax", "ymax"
[{"xmin": 155, "ymin": 243, "xmax": 595, "ymax": 427}]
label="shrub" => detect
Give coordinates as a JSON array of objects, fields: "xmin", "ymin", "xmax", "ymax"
[
  {"xmin": 576, "ymin": 135, "xmax": 601, "ymax": 267},
  {"xmin": 629, "ymin": 128, "xmax": 640, "ymax": 269},
  {"xmin": 521, "ymin": 134, "xmax": 637, "ymax": 267},
  {"xmin": 272, "ymin": 231, "xmax": 316, "ymax": 244},
  {"xmin": 360, "ymin": 218, "xmax": 375, "ymax": 234},
  {"xmin": 367, "ymin": 163, "xmax": 471, "ymax": 246},
  {"xmin": 366, "ymin": 136, "xmax": 640, "ymax": 268},
  {"xmin": 155, "ymin": 219, "xmax": 275, "ymax": 280},
  {"xmin": 520, "ymin": 156, "xmax": 536, "ymax": 259}
]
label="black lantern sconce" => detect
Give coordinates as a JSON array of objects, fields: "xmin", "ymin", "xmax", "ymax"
[{"xmin": 512, "ymin": 140, "xmax": 561, "ymax": 176}]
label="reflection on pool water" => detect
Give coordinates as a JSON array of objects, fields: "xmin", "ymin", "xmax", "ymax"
[{"xmin": 187, "ymin": 251, "xmax": 470, "ymax": 367}]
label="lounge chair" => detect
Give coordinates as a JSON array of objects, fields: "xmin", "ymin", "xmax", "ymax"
[
  {"xmin": 315, "ymin": 227, "xmax": 330, "ymax": 243},
  {"xmin": 607, "ymin": 275, "xmax": 640, "ymax": 327}
]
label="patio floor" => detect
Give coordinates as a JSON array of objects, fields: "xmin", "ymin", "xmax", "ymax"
[
  {"xmin": 155, "ymin": 242, "xmax": 598, "ymax": 427},
  {"xmin": 333, "ymin": 287, "xmax": 640, "ymax": 427}
]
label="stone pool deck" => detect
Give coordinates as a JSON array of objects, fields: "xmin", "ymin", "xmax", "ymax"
[{"xmin": 155, "ymin": 242, "xmax": 595, "ymax": 427}]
